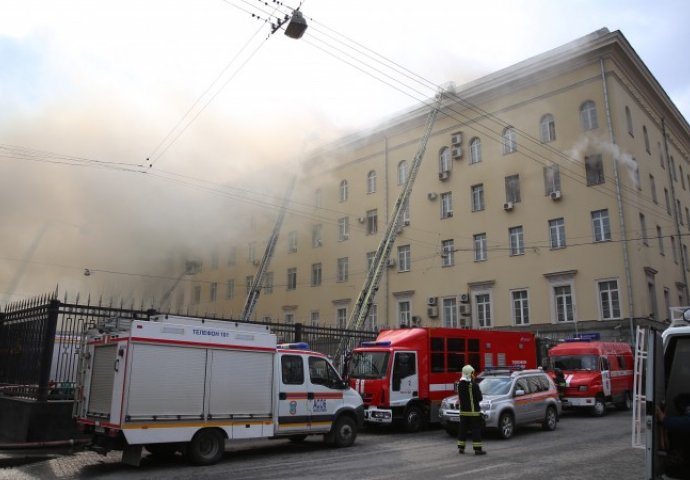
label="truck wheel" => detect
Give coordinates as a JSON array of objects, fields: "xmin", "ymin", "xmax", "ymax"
[
  {"xmin": 498, "ymin": 412, "xmax": 515, "ymax": 439},
  {"xmin": 591, "ymin": 396, "xmax": 606, "ymax": 417},
  {"xmin": 616, "ymin": 391, "xmax": 631, "ymax": 411},
  {"xmin": 403, "ymin": 406, "xmax": 425, "ymax": 433},
  {"xmin": 326, "ymin": 416, "xmax": 357, "ymax": 448},
  {"xmin": 542, "ymin": 406, "xmax": 558, "ymax": 431},
  {"xmin": 187, "ymin": 429, "xmax": 225, "ymax": 466}
]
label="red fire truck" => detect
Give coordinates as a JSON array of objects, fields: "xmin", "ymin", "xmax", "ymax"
[
  {"xmin": 547, "ymin": 340, "xmax": 633, "ymax": 416},
  {"xmin": 346, "ymin": 327, "xmax": 537, "ymax": 432}
]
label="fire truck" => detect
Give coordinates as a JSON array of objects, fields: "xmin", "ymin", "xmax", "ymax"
[
  {"xmin": 74, "ymin": 315, "xmax": 363, "ymax": 466},
  {"xmin": 346, "ymin": 327, "xmax": 537, "ymax": 432},
  {"xmin": 547, "ymin": 340, "xmax": 633, "ymax": 416}
]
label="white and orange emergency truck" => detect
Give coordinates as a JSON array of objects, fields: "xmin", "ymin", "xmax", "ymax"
[
  {"xmin": 74, "ymin": 315, "xmax": 363, "ymax": 466},
  {"xmin": 346, "ymin": 327, "xmax": 537, "ymax": 432},
  {"xmin": 548, "ymin": 340, "xmax": 633, "ymax": 416}
]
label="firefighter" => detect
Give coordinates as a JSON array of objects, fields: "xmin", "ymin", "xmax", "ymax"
[
  {"xmin": 456, "ymin": 364, "xmax": 486, "ymax": 455},
  {"xmin": 554, "ymin": 367, "xmax": 567, "ymax": 399}
]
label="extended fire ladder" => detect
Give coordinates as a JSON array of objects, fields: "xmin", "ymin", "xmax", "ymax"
[
  {"xmin": 334, "ymin": 89, "xmax": 445, "ymax": 364},
  {"xmin": 240, "ymin": 176, "xmax": 296, "ymax": 322},
  {"xmin": 631, "ymin": 325, "xmax": 647, "ymax": 448}
]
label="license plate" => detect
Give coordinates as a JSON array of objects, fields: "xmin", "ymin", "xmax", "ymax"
[{"xmin": 95, "ymin": 426, "xmax": 105, "ymax": 433}]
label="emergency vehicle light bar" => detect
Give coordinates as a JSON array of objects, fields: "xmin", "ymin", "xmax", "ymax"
[
  {"xmin": 277, "ymin": 342, "xmax": 310, "ymax": 350},
  {"xmin": 360, "ymin": 340, "xmax": 392, "ymax": 347}
]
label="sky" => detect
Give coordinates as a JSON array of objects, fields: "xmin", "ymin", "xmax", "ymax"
[{"xmin": 1, "ymin": 0, "xmax": 689, "ymax": 305}]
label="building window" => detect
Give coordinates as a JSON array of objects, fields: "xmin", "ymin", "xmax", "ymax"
[
  {"xmin": 287, "ymin": 268, "xmax": 297, "ymax": 290},
  {"xmin": 439, "ymin": 147, "xmax": 451, "ymax": 174},
  {"xmin": 366, "ymin": 251, "xmax": 376, "ymax": 271},
  {"xmin": 398, "ymin": 160, "xmax": 408, "ymax": 185},
  {"xmin": 684, "ymin": 244, "xmax": 690, "ymax": 272},
  {"xmin": 643, "ymin": 126, "xmax": 650, "ymax": 153},
  {"xmin": 512, "ymin": 290, "xmax": 530, "ymax": 325},
  {"xmin": 505, "ymin": 174, "xmax": 521, "ymax": 203},
  {"xmin": 310, "ymin": 311, "xmax": 320, "ymax": 327},
  {"xmin": 339, "ymin": 180, "xmax": 348, "ymax": 202},
  {"xmin": 336, "ymin": 307, "xmax": 347, "ymax": 329},
  {"xmin": 398, "ymin": 300, "xmax": 411, "ymax": 327},
  {"xmin": 670, "ymin": 156, "xmax": 677, "ymax": 181},
  {"xmin": 625, "ymin": 106, "xmax": 634, "ymax": 136},
  {"xmin": 225, "ymin": 279, "xmax": 235, "ymax": 299},
  {"xmin": 469, "ymin": 137, "xmax": 482, "ymax": 164},
  {"xmin": 475, "ymin": 293, "xmax": 492, "ymax": 327},
  {"xmin": 366, "ymin": 304, "xmax": 378, "ymax": 331},
  {"xmin": 337, "ymin": 257, "xmax": 349, "ymax": 282},
  {"xmin": 640, "ymin": 213, "xmax": 648, "ymax": 246},
  {"xmin": 367, "ymin": 170, "xmax": 376, "ymax": 194},
  {"xmin": 598, "ymin": 280, "xmax": 621, "ymax": 320},
  {"xmin": 554, "ymin": 285, "xmax": 574, "ymax": 322},
  {"xmin": 503, "ymin": 126, "xmax": 517, "ymax": 154},
  {"xmin": 544, "ymin": 164, "xmax": 561, "ymax": 195},
  {"xmin": 366, "ymin": 209, "xmax": 378, "ymax": 235},
  {"xmin": 227, "ymin": 246, "xmax": 237, "ymax": 266},
  {"xmin": 659, "ymin": 142, "xmax": 665, "ymax": 169},
  {"xmin": 509, "ymin": 226, "xmax": 524, "ymax": 256},
  {"xmin": 664, "ymin": 188, "xmax": 671, "ymax": 215},
  {"xmin": 657, "ymin": 226, "xmax": 664, "ymax": 255},
  {"xmin": 585, "ymin": 154, "xmax": 605, "ymax": 186},
  {"xmin": 443, "ymin": 297, "xmax": 458, "ymax": 328},
  {"xmin": 540, "ymin": 114, "xmax": 556, "ymax": 143},
  {"xmin": 248, "ymin": 242, "xmax": 257, "ymax": 263},
  {"xmin": 592, "ymin": 209, "xmax": 611, "ymax": 242},
  {"xmin": 680, "ymin": 166, "xmax": 685, "ymax": 190},
  {"xmin": 678, "ymin": 200, "xmax": 683, "ymax": 224},
  {"xmin": 288, "ymin": 231, "xmax": 298, "ymax": 253},
  {"xmin": 549, "ymin": 218, "xmax": 566, "ymax": 249},
  {"xmin": 686, "ymin": 208, "xmax": 690, "ymax": 230},
  {"xmin": 192, "ymin": 285, "xmax": 201, "ymax": 305},
  {"xmin": 402, "ymin": 198, "xmax": 410, "ymax": 224},
  {"xmin": 632, "ymin": 157, "xmax": 641, "ymax": 189},
  {"xmin": 210, "ymin": 250, "xmax": 219, "ymax": 270},
  {"xmin": 245, "ymin": 276, "xmax": 253, "ymax": 294},
  {"xmin": 440, "ymin": 192, "xmax": 453, "ymax": 218},
  {"xmin": 471, "ymin": 184, "xmax": 484, "ymax": 212},
  {"xmin": 398, "ymin": 245, "xmax": 411, "ymax": 272},
  {"xmin": 338, "ymin": 217, "xmax": 349, "ymax": 241},
  {"xmin": 312, "ymin": 224, "xmax": 322, "ymax": 248},
  {"xmin": 441, "ymin": 239, "xmax": 455, "ymax": 267},
  {"xmin": 209, "ymin": 282, "xmax": 217, "ymax": 302},
  {"xmin": 264, "ymin": 272, "xmax": 273, "ymax": 294},
  {"xmin": 311, "ymin": 263, "xmax": 322, "ymax": 287},
  {"xmin": 473, "ymin": 233, "xmax": 487, "ymax": 261},
  {"xmin": 671, "ymin": 236, "xmax": 678, "ymax": 264},
  {"xmin": 650, "ymin": 175, "xmax": 657, "ymax": 203},
  {"xmin": 284, "ymin": 312, "xmax": 294, "ymax": 325},
  {"xmin": 580, "ymin": 100, "xmax": 599, "ymax": 130},
  {"xmin": 315, "ymin": 188, "xmax": 322, "ymax": 208}
]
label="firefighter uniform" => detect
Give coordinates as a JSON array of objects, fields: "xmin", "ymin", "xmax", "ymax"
[{"xmin": 456, "ymin": 365, "xmax": 486, "ymax": 455}]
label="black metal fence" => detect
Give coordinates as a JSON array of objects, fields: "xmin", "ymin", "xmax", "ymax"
[{"xmin": 0, "ymin": 294, "xmax": 377, "ymax": 401}]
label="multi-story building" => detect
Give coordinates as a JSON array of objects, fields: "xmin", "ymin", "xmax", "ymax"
[{"xmin": 174, "ymin": 28, "xmax": 690, "ymax": 343}]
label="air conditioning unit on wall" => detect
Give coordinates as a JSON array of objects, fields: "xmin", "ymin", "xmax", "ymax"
[
  {"xmin": 550, "ymin": 190, "xmax": 562, "ymax": 200},
  {"xmin": 452, "ymin": 147, "xmax": 463, "ymax": 159},
  {"xmin": 451, "ymin": 132, "xmax": 463, "ymax": 145},
  {"xmin": 428, "ymin": 192, "xmax": 438, "ymax": 201},
  {"xmin": 427, "ymin": 306, "xmax": 439, "ymax": 318},
  {"xmin": 427, "ymin": 296, "xmax": 438, "ymax": 306},
  {"xmin": 503, "ymin": 201, "xmax": 514, "ymax": 211}
]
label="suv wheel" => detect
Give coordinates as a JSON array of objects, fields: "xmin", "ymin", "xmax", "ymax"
[
  {"xmin": 542, "ymin": 406, "xmax": 558, "ymax": 431},
  {"xmin": 616, "ymin": 391, "xmax": 631, "ymax": 411},
  {"xmin": 498, "ymin": 412, "xmax": 515, "ymax": 439},
  {"xmin": 591, "ymin": 396, "xmax": 606, "ymax": 417}
]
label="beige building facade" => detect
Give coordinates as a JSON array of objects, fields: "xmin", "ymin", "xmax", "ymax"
[{"xmin": 176, "ymin": 28, "xmax": 690, "ymax": 343}]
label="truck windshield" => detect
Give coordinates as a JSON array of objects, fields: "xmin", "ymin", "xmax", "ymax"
[
  {"xmin": 348, "ymin": 351, "xmax": 390, "ymax": 379},
  {"xmin": 477, "ymin": 377, "xmax": 512, "ymax": 396},
  {"xmin": 551, "ymin": 355, "xmax": 599, "ymax": 371}
]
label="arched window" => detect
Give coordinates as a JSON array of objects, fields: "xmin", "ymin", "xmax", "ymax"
[
  {"xmin": 367, "ymin": 170, "xmax": 376, "ymax": 194},
  {"xmin": 540, "ymin": 114, "xmax": 556, "ymax": 143},
  {"xmin": 469, "ymin": 137, "xmax": 482, "ymax": 164},
  {"xmin": 503, "ymin": 127, "xmax": 517, "ymax": 154},
  {"xmin": 398, "ymin": 160, "xmax": 408, "ymax": 185},
  {"xmin": 580, "ymin": 101, "xmax": 599, "ymax": 131},
  {"xmin": 625, "ymin": 106, "xmax": 634, "ymax": 136},
  {"xmin": 339, "ymin": 179, "xmax": 348, "ymax": 202},
  {"xmin": 314, "ymin": 188, "xmax": 322, "ymax": 208},
  {"xmin": 439, "ymin": 147, "xmax": 451, "ymax": 174},
  {"xmin": 643, "ymin": 125, "xmax": 650, "ymax": 153}
]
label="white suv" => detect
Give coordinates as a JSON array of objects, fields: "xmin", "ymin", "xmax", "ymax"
[{"xmin": 439, "ymin": 369, "xmax": 562, "ymax": 439}]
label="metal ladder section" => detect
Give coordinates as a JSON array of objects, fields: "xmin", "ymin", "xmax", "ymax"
[
  {"xmin": 631, "ymin": 325, "xmax": 647, "ymax": 449},
  {"xmin": 333, "ymin": 89, "xmax": 445, "ymax": 364},
  {"xmin": 240, "ymin": 176, "xmax": 296, "ymax": 322}
]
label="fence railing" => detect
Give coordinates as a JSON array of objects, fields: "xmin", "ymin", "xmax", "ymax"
[{"xmin": 0, "ymin": 294, "xmax": 377, "ymax": 401}]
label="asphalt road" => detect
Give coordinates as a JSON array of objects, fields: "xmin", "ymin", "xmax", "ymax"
[{"xmin": 0, "ymin": 409, "xmax": 644, "ymax": 480}]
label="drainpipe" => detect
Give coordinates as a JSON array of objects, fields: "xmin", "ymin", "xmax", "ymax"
[
  {"xmin": 661, "ymin": 118, "xmax": 690, "ymax": 301},
  {"xmin": 600, "ymin": 58, "xmax": 635, "ymax": 343}
]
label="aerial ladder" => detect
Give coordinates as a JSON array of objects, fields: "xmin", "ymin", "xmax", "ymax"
[
  {"xmin": 334, "ymin": 89, "xmax": 445, "ymax": 366},
  {"xmin": 240, "ymin": 176, "xmax": 296, "ymax": 322}
]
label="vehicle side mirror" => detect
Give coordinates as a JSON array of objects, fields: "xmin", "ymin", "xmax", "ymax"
[{"xmin": 515, "ymin": 389, "xmax": 526, "ymax": 397}]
